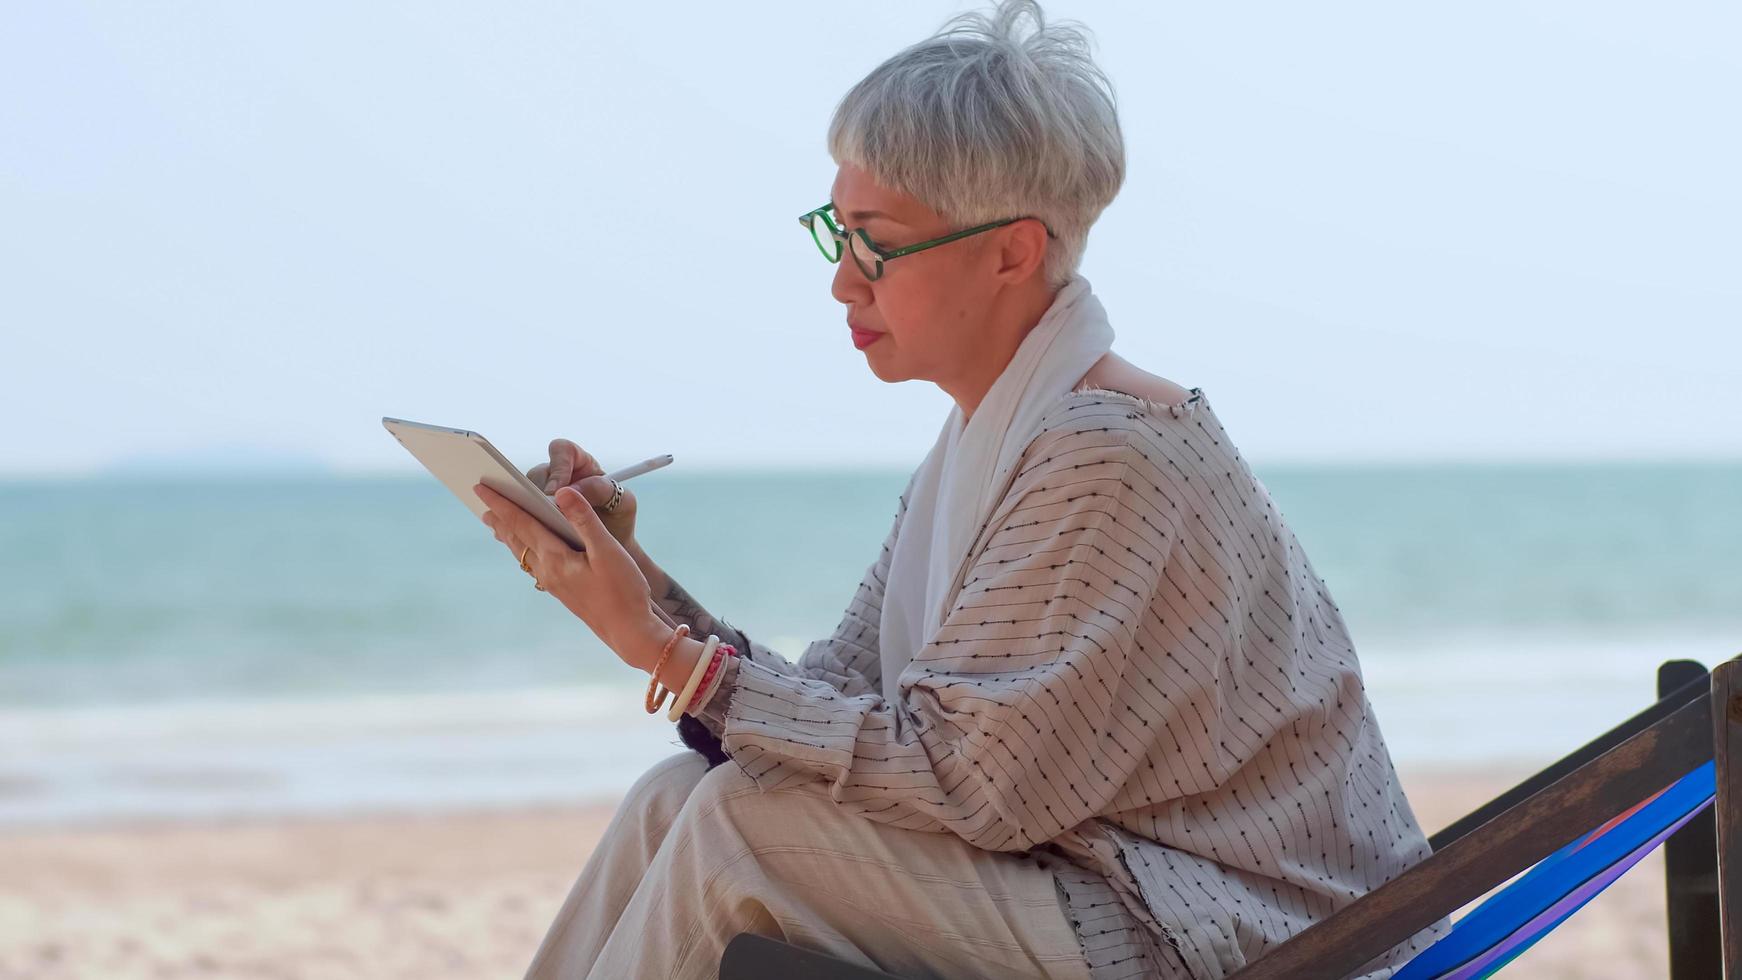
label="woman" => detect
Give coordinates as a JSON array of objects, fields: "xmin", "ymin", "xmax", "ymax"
[{"xmin": 478, "ymin": 2, "xmax": 1448, "ymax": 977}]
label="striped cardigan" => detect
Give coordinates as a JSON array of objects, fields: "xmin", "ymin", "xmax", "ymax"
[{"xmin": 693, "ymin": 386, "xmax": 1449, "ymax": 979}]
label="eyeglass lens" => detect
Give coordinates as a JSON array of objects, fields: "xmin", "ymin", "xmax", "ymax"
[
  {"xmin": 848, "ymin": 232, "xmax": 882, "ymax": 280},
  {"xmin": 808, "ymin": 213, "xmax": 842, "ymax": 261},
  {"xmin": 804, "ymin": 210, "xmax": 884, "ymax": 280}
]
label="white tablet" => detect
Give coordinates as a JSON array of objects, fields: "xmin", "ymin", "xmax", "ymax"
[{"xmin": 381, "ymin": 416, "xmax": 586, "ymax": 551}]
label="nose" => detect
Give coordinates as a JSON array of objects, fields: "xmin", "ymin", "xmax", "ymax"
[{"xmin": 830, "ymin": 251, "xmax": 870, "ymax": 306}]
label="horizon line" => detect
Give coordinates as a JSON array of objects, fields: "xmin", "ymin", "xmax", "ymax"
[{"xmin": 3, "ymin": 453, "xmax": 1741, "ymax": 482}]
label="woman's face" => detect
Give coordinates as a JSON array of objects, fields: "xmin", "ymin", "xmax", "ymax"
[{"xmin": 828, "ymin": 162, "xmax": 1039, "ymax": 386}]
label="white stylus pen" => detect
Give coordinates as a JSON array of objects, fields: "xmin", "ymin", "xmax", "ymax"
[{"xmin": 604, "ymin": 454, "xmax": 675, "ymax": 483}]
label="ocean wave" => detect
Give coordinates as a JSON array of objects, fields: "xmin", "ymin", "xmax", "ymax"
[{"xmin": 4, "ymin": 627, "xmax": 1737, "ymax": 826}]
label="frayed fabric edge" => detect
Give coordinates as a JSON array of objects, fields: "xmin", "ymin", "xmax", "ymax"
[{"xmin": 1073, "ymin": 385, "xmax": 1204, "ymax": 420}]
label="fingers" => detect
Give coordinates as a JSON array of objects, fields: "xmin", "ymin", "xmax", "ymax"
[
  {"xmin": 476, "ymin": 484, "xmax": 568, "ymax": 560},
  {"xmin": 553, "ymin": 486, "xmax": 607, "ymax": 551},
  {"xmin": 572, "ymin": 474, "xmax": 621, "ymax": 509},
  {"xmin": 546, "ymin": 438, "xmax": 604, "ymax": 492},
  {"xmin": 546, "ymin": 440, "xmax": 574, "ymax": 490},
  {"xmin": 483, "ymin": 509, "xmax": 528, "ymax": 559},
  {"xmin": 526, "ymin": 462, "xmax": 550, "ymax": 490}
]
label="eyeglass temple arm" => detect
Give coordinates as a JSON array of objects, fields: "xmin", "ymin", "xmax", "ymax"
[{"xmin": 879, "ymin": 217, "xmax": 1027, "ymax": 259}]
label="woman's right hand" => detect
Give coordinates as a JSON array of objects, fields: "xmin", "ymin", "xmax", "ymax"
[{"xmin": 527, "ymin": 438, "xmax": 638, "ymax": 550}]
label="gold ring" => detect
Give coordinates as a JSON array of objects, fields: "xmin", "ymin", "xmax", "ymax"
[{"xmin": 519, "ymin": 545, "xmax": 532, "ymax": 570}]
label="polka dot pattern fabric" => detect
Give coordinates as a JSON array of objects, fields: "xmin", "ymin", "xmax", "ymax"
[{"xmin": 696, "ymin": 388, "xmax": 1450, "ymax": 979}]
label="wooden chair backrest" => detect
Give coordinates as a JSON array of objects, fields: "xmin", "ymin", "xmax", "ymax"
[{"xmin": 1225, "ymin": 658, "xmax": 1729, "ymax": 980}]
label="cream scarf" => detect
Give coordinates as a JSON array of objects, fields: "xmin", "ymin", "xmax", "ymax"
[{"xmin": 876, "ymin": 275, "xmax": 1116, "ymax": 708}]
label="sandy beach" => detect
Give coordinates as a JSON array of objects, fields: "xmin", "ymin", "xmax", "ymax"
[{"xmin": 0, "ymin": 762, "xmax": 1680, "ymax": 979}]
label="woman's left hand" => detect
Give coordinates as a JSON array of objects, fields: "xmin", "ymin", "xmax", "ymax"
[{"xmin": 475, "ymin": 483, "xmax": 666, "ymax": 671}]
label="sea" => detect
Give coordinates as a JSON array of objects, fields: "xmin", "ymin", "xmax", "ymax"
[{"xmin": 2, "ymin": 463, "xmax": 1739, "ymax": 827}]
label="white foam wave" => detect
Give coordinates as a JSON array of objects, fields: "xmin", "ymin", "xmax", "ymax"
[{"xmin": 2, "ymin": 629, "xmax": 1735, "ymax": 826}]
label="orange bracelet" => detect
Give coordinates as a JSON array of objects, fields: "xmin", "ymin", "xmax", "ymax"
[{"xmin": 644, "ymin": 624, "xmax": 690, "ymax": 714}]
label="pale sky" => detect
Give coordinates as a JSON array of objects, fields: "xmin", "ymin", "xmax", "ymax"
[{"xmin": 3, "ymin": 1, "xmax": 1736, "ymax": 477}]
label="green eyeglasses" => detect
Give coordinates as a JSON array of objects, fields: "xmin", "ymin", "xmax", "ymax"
[{"xmin": 798, "ymin": 202, "xmax": 1055, "ymax": 281}]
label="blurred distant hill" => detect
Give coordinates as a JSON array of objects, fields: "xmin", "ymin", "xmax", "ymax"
[{"xmin": 97, "ymin": 443, "xmax": 334, "ymax": 476}]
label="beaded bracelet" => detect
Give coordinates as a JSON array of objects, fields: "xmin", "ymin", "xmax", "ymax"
[
  {"xmin": 686, "ymin": 642, "xmax": 738, "ymax": 716},
  {"xmin": 668, "ymin": 634, "xmax": 721, "ymax": 721},
  {"xmin": 644, "ymin": 624, "xmax": 690, "ymax": 714},
  {"xmin": 679, "ymin": 643, "xmax": 729, "ymax": 717}
]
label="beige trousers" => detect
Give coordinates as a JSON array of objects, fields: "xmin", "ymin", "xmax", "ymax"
[{"xmin": 523, "ymin": 752, "xmax": 1094, "ymax": 980}]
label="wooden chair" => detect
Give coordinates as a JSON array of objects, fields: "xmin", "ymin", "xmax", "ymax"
[{"xmin": 720, "ymin": 656, "xmax": 1739, "ymax": 980}]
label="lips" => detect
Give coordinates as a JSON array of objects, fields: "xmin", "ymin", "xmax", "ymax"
[{"xmin": 851, "ymin": 327, "xmax": 883, "ymax": 350}]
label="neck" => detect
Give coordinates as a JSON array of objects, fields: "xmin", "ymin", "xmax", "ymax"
[{"xmin": 942, "ymin": 281, "xmax": 1061, "ymax": 423}]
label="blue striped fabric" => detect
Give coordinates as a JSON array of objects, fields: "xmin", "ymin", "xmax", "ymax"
[{"xmin": 1393, "ymin": 760, "xmax": 1717, "ymax": 979}]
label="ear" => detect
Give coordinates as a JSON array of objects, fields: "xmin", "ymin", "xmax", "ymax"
[{"xmin": 991, "ymin": 217, "xmax": 1051, "ymax": 286}]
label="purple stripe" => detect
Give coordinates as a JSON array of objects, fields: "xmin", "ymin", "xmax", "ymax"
[{"xmin": 1439, "ymin": 800, "xmax": 1710, "ymax": 980}]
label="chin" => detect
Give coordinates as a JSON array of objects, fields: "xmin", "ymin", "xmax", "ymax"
[{"xmin": 861, "ymin": 346, "xmax": 901, "ymax": 382}]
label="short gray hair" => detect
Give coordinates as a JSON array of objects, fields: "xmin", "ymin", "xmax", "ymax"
[{"xmin": 827, "ymin": 0, "xmax": 1125, "ymax": 288}]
